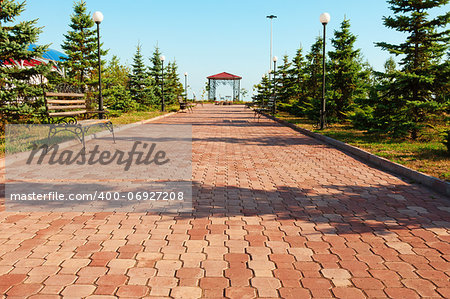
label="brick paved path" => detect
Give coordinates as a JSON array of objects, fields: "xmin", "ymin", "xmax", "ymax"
[{"xmin": 0, "ymin": 104, "xmax": 449, "ymax": 298}]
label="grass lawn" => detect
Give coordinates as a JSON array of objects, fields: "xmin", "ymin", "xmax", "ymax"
[
  {"xmin": 276, "ymin": 111, "xmax": 450, "ymax": 182},
  {"xmin": 0, "ymin": 105, "xmax": 179, "ymax": 159}
]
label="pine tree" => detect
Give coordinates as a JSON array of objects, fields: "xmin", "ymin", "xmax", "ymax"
[
  {"xmin": 289, "ymin": 46, "xmax": 308, "ymax": 111},
  {"xmin": 328, "ymin": 18, "xmax": 369, "ymax": 121},
  {"xmin": 304, "ymin": 36, "xmax": 324, "ymax": 120},
  {"xmin": 148, "ymin": 45, "xmax": 163, "ymax": 100},
  {"xmin": 253, "ymin": 75, "xmax": 271, "ymax": 105},
  {"xmin": 61, "ymin": 0, "xmax": 107, "ymax": 90},
  {"xmin": 350, "ymin": 58, "xmax": 394, "ymax": 130},
  {"xmin": 274, "ymin": 55, "xmax": 291, "ymax": 104},
  {"xmin": 128, "ymin": 44, "xmax": 155, "ymax": 106},
  {"xmin": 0, "ymin": 0, "xmax": 50, "ymax": 125},
  {"xmin": 374, "ymin": 0, "xmax": 449, "ymax": 139},
  {"xmin": 164, "ymin": 60, "xmax": 183, "ymax": 105}
]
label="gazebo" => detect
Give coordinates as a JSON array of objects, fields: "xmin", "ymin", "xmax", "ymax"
[{"xmin": 207, "ymin": 72, "xmax": 242, "ymax": 101}]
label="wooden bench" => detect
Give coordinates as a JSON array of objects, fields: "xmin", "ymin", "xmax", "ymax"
[
  {"xmin": 253, "ymin": 96, "xmax": 275, "ymax": 121},
  {"xmin": 44, "ymin": 91, "xmax": 115, "ymax": 152},
  {"xmin": 178, "ymin": 96, "xmax": 195, "ymax": 113}
]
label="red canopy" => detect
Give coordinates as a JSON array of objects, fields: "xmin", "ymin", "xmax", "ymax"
[{"xmin": 207, "ymin": 72, "xmax": 242, "ymax": 80}]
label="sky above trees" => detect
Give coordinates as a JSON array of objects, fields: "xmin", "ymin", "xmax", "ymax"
[{"xmin": 17, "ymin": 0, "xmax": 449, "ymax": 100}]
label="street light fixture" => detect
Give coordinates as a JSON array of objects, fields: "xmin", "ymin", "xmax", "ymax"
[
  {"xmin": 160, "ymin": 55, "xmax": 166, "ymax": 112},
  {"xmin": 272, "ymin": 56, "xmax": 278, "ymax": 114},
  {"xmin": 266, "ymin": 15, "xmax": 277, "ymax": 81},
  {"xmin": 184, "ymin": 72, "xmax": 188, "ymax": 100},
  {"xmin": 319, "ymin": 12, "xmax": 330, "ymax": 130},
  {"xmin": 92, "ymin": 11, "xmax": 104, "ymax": 119}
]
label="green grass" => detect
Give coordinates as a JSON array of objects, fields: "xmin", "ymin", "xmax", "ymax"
[
  {"xmin": 0, "ymin": 104, "xmax": 180, "ymax": 158},
  {"xmin": 276, "ymin": 111, "xmax": 450, "ymax": 181}
]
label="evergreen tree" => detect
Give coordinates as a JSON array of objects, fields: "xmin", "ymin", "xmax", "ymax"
[
  {"xmin": 103, "ymin": 56, "xmax": 135, "ymax": 111},
  {"xmin": 374, "ymin": 0, "xmax": 449, "ymax": 139},
  {"xmin": 274, "ymin": 54, "xmax": 291, "ymax": 104},
  {"xmin": 148, "ymin": 45, "xmax": 163, "ymax": 100},
  {"xmin": 253, "ymin": 75, "xmax": 271, "ymax": 105},
  {"xmin": 289, "ymin": 46, "xmax": 308, "ymax": 112},
  {"xmin": 0, "ymin": 0, "xmax": 50, "ymax": 125},
  {"xmin": 328, "ymin": 18, "xmax": 369, "ymax": 121},
  {"xmin": 350, "ymin": 58, "xmax": 394, "ymax": 130},
  {"xmin": 164, "ymin": 60, "xmax": 183, "ymax": 105},
  {"xmin": 61, "ymin": 0, "xmax": 107, "ymax": 90},
  {"xmin": 128, "ymin": 44, "xmax": 155, "ymax": 106},
  {"xmin": 304, "ymin": 36, "xmax": 325, "ymax": 120}
]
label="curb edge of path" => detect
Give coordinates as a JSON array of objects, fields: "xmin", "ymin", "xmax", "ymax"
[{"xmin": 259, "ymin": 111, "xmax": 450, "ymax": 198}]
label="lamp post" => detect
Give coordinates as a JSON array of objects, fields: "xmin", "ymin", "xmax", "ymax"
[
  {"xmin": 266, "ymin": 15, "xmax": 277, "ymax": 81},
  {"xmin": 184, "ymin": 72, "xmax": 188, "ymax": 100},
  {"xmin": 160, "ymin": 55, "xmax": 165, "ymax": 112},
  {"xmin": 319, "ymin": 12, "xmax": 330, "ymax": 130},
  {"xmin": 92, "ymin": 11, "xmax": 104, "ymax": 119},
  {"xmin": 272, "ymin": 56, "xmax": 278, "ymax": 114}
]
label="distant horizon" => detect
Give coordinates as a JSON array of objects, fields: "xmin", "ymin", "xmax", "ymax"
[{"xmin": 17, "ymin": 0, "xmax": 449, "ymax": 101}]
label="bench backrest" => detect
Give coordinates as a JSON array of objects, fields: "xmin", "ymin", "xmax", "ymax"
[{"xmin": 44, "ymin": 92, "xmax": 86, "ymax": 117}]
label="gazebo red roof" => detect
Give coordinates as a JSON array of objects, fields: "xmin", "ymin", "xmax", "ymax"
[{"xmin": 207, "ymin": 72, "xmax": 242, "ymax": 80}]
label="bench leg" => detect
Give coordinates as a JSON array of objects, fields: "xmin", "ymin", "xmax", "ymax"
[
  {"xmin": 46, "ymin": 125, "xmax": 56, "ymax": 154},
  {"xmin": 106, "ymin": 121, "xmax": 116, "ymax": 144},
  {"xmin": 74, "ymin": 127, "xmax": 86, "ymax": 155}
]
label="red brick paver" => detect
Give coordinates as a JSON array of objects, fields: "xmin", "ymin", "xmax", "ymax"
[{"xmin": 0, "ymin": 105, "xmax": 449, "ymax": 298}]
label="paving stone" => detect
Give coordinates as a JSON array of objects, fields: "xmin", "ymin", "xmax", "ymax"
[
  {"xmin": 332, "ymin": 287, "xmax": 366, "ymax": 299},
  {"xmin": 385, "ymin": 287, "xmax": 420, "ymax": 298},
  {"xmin": 199, "ymin": 277, "xmax": 229, "ymax": 289},
  {"xmin": 44, "ymin": 274, "xmax": 77, "ymax": 286},
  {"xmin": 171, "ymin": 286, "xmax": 202, "ymax": 299},
  {"xmin": 61, "ymin": 285, "xmax": 96, "ymax": 297},
  {"xmin": 116, "ymin": 285, "xmax": 149, "ymax": 297},
  {"xmin": 225, "ymin": 286, "xmax": 256, "ymax": 299},
  {"xmin": 96, "ymin": 274, "xmax": 128, "ymax": 286},
  {"xmin": 7, "ymin": 283, "xmax": 42, "ymax": 297}
]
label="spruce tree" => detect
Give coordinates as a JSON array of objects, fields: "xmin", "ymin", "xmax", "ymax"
[
  {"xmin": 304, "ymin": 36, "xmax": 325, "ymax": 120},
  {"xmin": 350, "ymin": 58, "xmax": 394, "ymax": 130},
  {"xmin": 128, "ymin": 44, "xmax": 155, "ymax": 106},
  {"xmin": 374, "ymin": 0, "xmax": 449, "ymax": 139},
  {"xmin": 129, "ymin": 44, "xmax": 147, "ymax": 101},
  {"xmin": 0, "ymin": 0, "xmax": 50, "ymax": 125},
  {"xmin": 289, "ymin": 46, "xmax": 308, "ymax": 112},
  {"xmin": 164, "ymin": 60, "xmax": 183, "ymax": 105},
  {"xmin": 148, "ymin": 45, "xmax": 163, "ymax": 100},
  {"xmin": 253, "ymin": 75, "xmax": 271, "ymax": 105},
  {"xmin": 275, "ymin": 55, "xmax": 292, "ymax": 104},
  {"xmin": 61, "ymin": 0, "xmax": 106, "ymax": 90},
  {"xmin": 328, "ymin": 18, "xmax": 369, "ymax": 121}
]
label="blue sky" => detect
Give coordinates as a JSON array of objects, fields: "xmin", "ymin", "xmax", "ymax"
[{"xmin": 17, "ymin": 0, "xmax": 449, "ymax": 100}]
